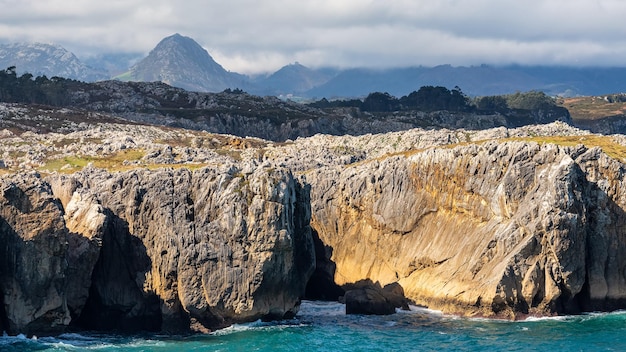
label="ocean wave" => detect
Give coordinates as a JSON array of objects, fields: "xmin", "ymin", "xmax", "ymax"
[
  {"xmin": 582, "ymin": 310, "xmax": 626, "ymax": 317},
  {"xmin": 521, "ymin": 315, "xmax": 574, "ymax": 322},
  {"xmin": 446, "ymin": 309, "xmax": 626, "ymax": 326},
  {"xmin": 0, "ymin": 332, "xmax": 176, "ymax": 351},
  {"xmin": 211, "ymin": 319, "xmax": 308, "ymax": 337},
  {"xmin": 403, "ymin": 305, "xmax": 444, "ymax": 316},
  {"xmin": 0, "ymin": 333, "xmax": 37, "ymax": 344}
]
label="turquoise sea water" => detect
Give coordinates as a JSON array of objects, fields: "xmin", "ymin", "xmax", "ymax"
[{"xmin": 2, "ymin": 301, "xmax": 626, "ymax": 351}]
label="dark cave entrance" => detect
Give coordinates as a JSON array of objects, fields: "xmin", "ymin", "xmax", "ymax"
[{"xmin": 304, "ymin": 228, "xmax": 344, "ymax": 301}]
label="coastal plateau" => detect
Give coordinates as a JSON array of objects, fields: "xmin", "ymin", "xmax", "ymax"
[{"xmin": 2, "ymin": 103, "xmax": 626, "ymax": 335}]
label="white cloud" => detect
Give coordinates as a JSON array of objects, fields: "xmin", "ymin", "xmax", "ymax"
[{"xmin": 1, "ymin": 0, "xmax": 626, "ymax": 73}]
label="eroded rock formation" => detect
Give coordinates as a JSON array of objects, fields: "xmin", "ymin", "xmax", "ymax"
[
  {"xmin": 0, "ymin": 164, "xmax": 315, "ymax": 334},
  {"xmin": 0, "ymin": 174, "xmax": 101, "ymax": 335},
  {"xmin": 3, "ymin": 116, "xmax": 626, "ymax": 334},
  {"xmin": 307, "ymin": 141, "xmax": 626, "ymax": 318}
]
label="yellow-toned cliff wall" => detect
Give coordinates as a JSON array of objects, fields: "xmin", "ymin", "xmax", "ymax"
[{"xmin": 308, "ymin": 141, "xmax": 626, "ymax": 318}]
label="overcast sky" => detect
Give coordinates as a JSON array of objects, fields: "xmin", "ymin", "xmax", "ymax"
[{"xmin": 1, "ymin": 0, "xmax": 626, "ymax": 74}]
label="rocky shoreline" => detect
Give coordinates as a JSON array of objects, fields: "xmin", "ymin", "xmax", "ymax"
[{"xmin": 2, "ymin": 102, "xmax": 626, "ymax": 335}]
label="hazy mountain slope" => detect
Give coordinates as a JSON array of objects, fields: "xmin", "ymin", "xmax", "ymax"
[
  {"xmin": 304, "ymin": 67, "xmax": 431, "ymax": 98},
  {"xmin": 0, "ymin": 42, "xmax": 107, "ymax": 81},
  {"xmin": 305, "ymin": 65, "xmax": 626, "ymax": 98},
  {"xmin": 252, "ymin": 63, "xmax": 338, "ymax": 95},
  {"xmin": 82, "ymin": 52, "xmax": 144, "ymax": 77}
]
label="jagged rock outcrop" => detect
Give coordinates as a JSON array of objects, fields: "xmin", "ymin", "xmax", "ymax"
[
  {"xmin": 66, "ymin": 165, "xmax": 314, "ymax": 332},
  {"xmin": 0, "ymin": 174, "xmax": 101, "ymax": 335},
  {"xmin": 0, "ymin": 164, "xmax": 315, "ymax": 334},
  {"xmin": 306, "ymin": 141, "xmax": 626, "ymax": 318}
]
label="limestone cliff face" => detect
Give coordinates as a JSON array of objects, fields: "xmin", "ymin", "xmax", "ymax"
[
  {"xmin": 0, "ymin": 165, "xmax": 314, "ymax": 334},
  {"xmin": 0, "ymin": 175, "xmax": 101, "ymax": 335},
  {"xmin": 307, "ymin": 141, "xmax": 626, "ymax": 318}
]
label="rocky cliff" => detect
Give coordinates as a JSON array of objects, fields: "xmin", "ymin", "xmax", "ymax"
[
  {"xmin": 3, "ymin": 101, "xmax": 626, "ymax": 334},
  {"xmin": 306, "ymin": 140, "xmax": 626, "ymax": 318},
  {"xmin": 0, "ymin": 164, "xmax": 314, "ymax": 334}
]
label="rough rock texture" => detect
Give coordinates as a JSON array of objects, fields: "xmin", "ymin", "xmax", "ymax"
[
  {"xmin": 307, "ymin": 141, "xmax": 626, "ymax": 318},
  {"xmin": 0, "ymin": 165, "xmax": 315, "ymax": 334},
  {"xmin": 52, "ymin": 165, "xmax": 315, "ymax": 332},
  {"xmin": 0, "ymin": 174, "xmax": 101, "ymax": 335}
]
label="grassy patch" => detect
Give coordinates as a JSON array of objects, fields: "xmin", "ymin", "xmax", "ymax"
[
  {"xmin": 508, "ymin": 135, "xmax": 626, "ymax": 161},
  {"xmin": 38, "ymin": 148, "xmax": 213, "ymax": 174},
  {"xmin": 559, "ymin": 96, "xmax": 626, "ymax": 121},
  {"xmin": 113, "ymin": 71, "xmax": 133, "ymax": 81},
  {"xmin": 39, "ymin": 149, "xmax": 145, "ymax": 173},
  {"xmin": 214, "ymin": 149, "xmax": 242, "ymax": 161}
]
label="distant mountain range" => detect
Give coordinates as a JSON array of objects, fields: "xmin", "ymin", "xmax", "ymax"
[
  {"xmin": 3, "ymin": 34, "xmax": 626, "ymax": 98},
  {"xmin": 0, "ymin": 42, "xmax": 109, "ymax": 81}
]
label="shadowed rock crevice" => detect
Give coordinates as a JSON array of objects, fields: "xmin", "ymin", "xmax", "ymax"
[
  {"xmin": 0, "ymin": 219, "xmax": 14, "ymax": 334},
  {"xmin": 0, "ymin": 286, "xmax": 6, "ymax": 333},
  {"xmin": 75, "ymin": 211, "xmax": 162, "ymax": 332},
  {"xmin": 305, "ymin": 228, "xmax": 344, "ymax": 301},
  {"xmin": 2, "ymin": 185, "xmax": 32, "ymax": 213},
  {"xmin": 568, "ymin": 156, "xmax": 626, "ymax": 313}
]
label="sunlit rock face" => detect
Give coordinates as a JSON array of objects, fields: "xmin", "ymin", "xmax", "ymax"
[{"xmin": 307, "ymin": 141, "xmax": 626, "ymax": 318}]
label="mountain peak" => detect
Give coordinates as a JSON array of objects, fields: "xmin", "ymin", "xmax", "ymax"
[
  {"xmin": 128, "ymin": 34, "xmax": 242, "ymax": 92},
  {"xmin": 159, "ymin": 33, "xmax": 196, "ymax": 47}
]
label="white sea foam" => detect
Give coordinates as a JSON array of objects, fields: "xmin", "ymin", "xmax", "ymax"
[
  {"xmin": 520, "ymin": 315, "xmax": 572, "ymax": 322},
  {"xmin": 404, "ymin": 305, "xmax": 444, "ymax": 316},
  {"xmin": 464, "ymin": 310, "xmax": 626, "ymax": 324},
  {"xmin": 583, "ymin": 310, "xmax": 626, "ymax": 317},
  {"xmin": 298, "ymin": 300, "xmax": 346, "ymax": 316},
  {"xmin": 57, "ymin": 332, "xmax": 97, "ymax": 340},
  {"xmin": 211, "ymin": 319, "xmax": 307, "ymax": 337},
  {"xmin": 212, "ymin": 320, "xmax": 264, "ymax": 335}
]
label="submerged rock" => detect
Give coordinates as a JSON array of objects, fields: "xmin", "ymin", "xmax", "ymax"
[
  {"xmin": 345, "ymin": 288, "xmax": 396, "ymax": 315},
  {"xmin": 343, "ymin": 282, "xmax": 410, "ymax": 315}
]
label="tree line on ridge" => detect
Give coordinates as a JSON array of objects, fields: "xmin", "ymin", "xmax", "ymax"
[{"xmin": 0, "ymin": 66, "xmax": 562, "ymax": 116}]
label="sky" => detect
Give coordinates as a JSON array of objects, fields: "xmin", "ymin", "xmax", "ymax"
[{"xmin": 2, "ymin": 0, "xmax": 626, "ymax": 74}]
